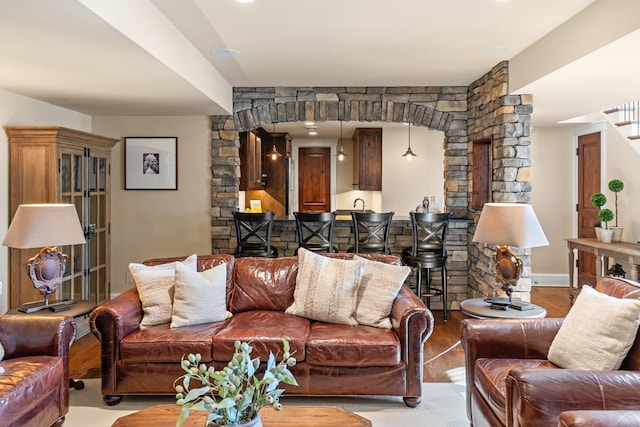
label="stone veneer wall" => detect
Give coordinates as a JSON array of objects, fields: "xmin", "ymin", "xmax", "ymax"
[
  {"xmin": 209, "ymin": 61, "xmax": 533, "ymax": 308},
  {"xmin": 467, "ymin": 62, "xmax": 534, "ymax": 301}
]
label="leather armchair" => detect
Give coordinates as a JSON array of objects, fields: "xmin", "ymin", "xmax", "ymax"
[
  {"xmin": 0, "ymin": 314, "xmax": 76, "ymax": 427},
  {"xmin": 460, "ymin": 276, "xmax": 640, "ymax": 427}
]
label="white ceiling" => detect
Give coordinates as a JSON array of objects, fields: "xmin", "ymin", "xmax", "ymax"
[{"xmin": 1, "ymin": 0, "xmax": 639, "ymax": 138}]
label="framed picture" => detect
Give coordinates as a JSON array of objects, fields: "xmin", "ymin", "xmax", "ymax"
[{"xmin": 124, "ymin": 137, "xmax": 177, "ymax": 190}]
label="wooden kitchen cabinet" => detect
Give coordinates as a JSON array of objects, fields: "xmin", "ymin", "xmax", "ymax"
[
  {"xmin": 5, "ymin": 126, "xmax": 118, "ymax": 309},
  {"xmin": 239, "ymin": 130, "xmax": 264, "ymax": 191},
  {"xmin": 352, "ymin": 128, "xmax": 382, "ymax": 191}
]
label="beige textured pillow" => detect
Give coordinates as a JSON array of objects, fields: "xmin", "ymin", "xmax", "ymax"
[
  {"xmin": 285, "ymin": 248, "xmax": 364, "ymax": 325},
  {"xmin": 171, "ymin": 262, "xmax": 232, "ymax": 328},
  {"xmin": 354, "ymin": 255, "xmax": 410, "ymax": 329},
  {"xmin": 129, "ymin": 254, "xmax": 197, "ymax": 329},
  {"xmin": 548, "ymin": 285, "xmax": 640, "ymax": 370}
]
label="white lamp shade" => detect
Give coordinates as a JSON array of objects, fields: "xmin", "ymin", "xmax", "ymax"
[
  {"xmin": 2, "ymin": 204, "xmax": 86, "ymax": 248},
  {"xmin": 472, "ymin": 203, "xmax": 549, "ymax": 248}
]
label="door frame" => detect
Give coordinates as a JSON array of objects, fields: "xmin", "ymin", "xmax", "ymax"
[
  {"xmin": 290, "ymin": 139, "xmax": 337, "ymax": 213},
  {"xmin": 572, "ymin": 121, "xmax": 606, "ymax": 287}
]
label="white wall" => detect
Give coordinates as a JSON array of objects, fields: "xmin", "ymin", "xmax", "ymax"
[
  {"xmin": 0, "ymin": 88, "xmax": 92, "ymax": 313},
  {"xmin": 381, "ymin": 126, "xmax": 445, "ymax": 215},
  {"xmin": 92, "ymin": 116, "xmax": 212, "ymax": 295},
  {"xmin": 530, "ymin": 126, "xmax": 574, "ymax": 283}
]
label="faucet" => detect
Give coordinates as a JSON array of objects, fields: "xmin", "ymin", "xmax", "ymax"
[{"xmin": 353, "ymin": 198, "xmax": 365, "ymax": 212}]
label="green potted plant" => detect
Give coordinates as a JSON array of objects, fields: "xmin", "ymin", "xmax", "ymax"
[
  {"xmin": 590, "ymin": 192, "xmax": 607, "ymax": 241},
  {"xmin": 597, "ymin": 208, "xmax": 614, "ymax": 243},
  {"xmin": 174, "ymin": 340, "xmax": 298, "ymax": 427},
  {"xmin": 608, "ymin": 178, "xmax": 624, "ymax": 242}
]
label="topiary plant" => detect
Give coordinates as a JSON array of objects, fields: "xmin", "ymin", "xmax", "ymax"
[
  {"xmin": 608, "ymin": 179, "xmax": 624, "ymax": 227},
  {"xmin": 597, "ymin": 208, "xmax": 614, "ymax": 229},
  {"xmin": 590, "ymin": 192, "xmax": 607, "ymax": 209}
]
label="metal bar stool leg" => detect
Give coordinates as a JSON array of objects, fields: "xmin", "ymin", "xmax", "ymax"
[
  {"xmin": 416, "ymin": 266, "xmax": 423, "ymax": 304},
  {"xmin": 441, "ymin": 265, "xmax": 448, "ymax": 322}
]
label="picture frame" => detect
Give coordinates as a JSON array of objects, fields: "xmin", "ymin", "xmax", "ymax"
[{"xmin": 124, "ymin": 137, "xmax": 178, "ymax": 190}]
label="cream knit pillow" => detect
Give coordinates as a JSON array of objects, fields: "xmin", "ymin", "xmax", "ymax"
[
  {"xmin": 286, "ymin": 248, "xmax": 364, "ymax": 325},
  {"xmin": 129, "ymin": 254, "xmax": 197, "ymax": 329},
  {"xmin": 354, "ymin": 255, "xmax": 410, "ymax": 329},
  {"xmin": 548, "ymin": 285, "xmax": 640, "ymax": 370},
  {"xmin": 171, "ymin": 262, "xmax": 232, "ymax": 328}
]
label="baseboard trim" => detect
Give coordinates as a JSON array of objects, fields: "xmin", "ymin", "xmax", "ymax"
[{"xmin": 532, "ymin": 274, "xmax": 569, "ymax": 287}]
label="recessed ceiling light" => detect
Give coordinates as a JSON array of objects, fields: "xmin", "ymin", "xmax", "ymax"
[
  {"xmin": 236, "ymin": 0, "xmax": 255, "ymax": 3},
  {"xmin": 308, "ymin": 130, "xmax": 318, "ymax": 136},
  {"xmin": 304, "ymin": 122, "xmax": 315, "ymax": 126},
  {"xmin": 211, "ymin": 48, "xmax": 240, "ymax": 57}
]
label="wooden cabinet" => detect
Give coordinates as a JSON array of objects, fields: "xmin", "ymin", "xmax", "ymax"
[
  {"xmin": 5, "ymin": 126, "xmax": 118, "ymax": 309},
  {"xmin": 352, "ymin": 128, "xmax": 382, "ymax": 191},
  {"xmin": 239, "ymin": 130, "xmax": 264, "ymax": 191}
]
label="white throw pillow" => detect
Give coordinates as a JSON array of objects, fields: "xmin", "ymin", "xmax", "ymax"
[
  {"xmin": 0, "ymin": 341, "xmax": 4, "ymax": 374},
  {"xmin": 548, "ymin": 285, "xmax": 640, "ymax": 370},
  {"xmin": 171, "ymin": 262, "xmax": 232, "ymax": 328},
  {"xmin": 354, "ymin": 255, "xmax": 410, "ymax": 329},
  {"xmin": 129, "ymin": 254, "xmax": 197, "ymax": 329},
  {"xmin": 285, "ymin": 248, "xmax": 364, "ymax": 325}
]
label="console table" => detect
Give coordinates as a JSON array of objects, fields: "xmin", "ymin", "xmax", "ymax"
[{"xmin": 566, "ymin": 237, "xmax": 640, "ymax": 290}]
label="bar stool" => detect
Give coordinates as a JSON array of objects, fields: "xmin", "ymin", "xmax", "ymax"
[
  {"xmin": 232, "ymin": 211, "xmax": 278, "ymax": 258},
  {"xmin": 294, "ymin": 211, "xmax": 337, "ymax": 254},
  {"xmin": 348, "ymin": 211, "xmax": 394, "ymax": 254},
  {"xmin": 401, "ymin": 211, "xmax": 451, "ymax": 320}
]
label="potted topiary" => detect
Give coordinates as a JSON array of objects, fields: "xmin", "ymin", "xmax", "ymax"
[
  {"xmin": 174, "ymin": 340, "xmax": 298, "ymax": 427},
  {"xmin": 598, "ymin": 208, "xmax": 614, "ymax": 243},
  {"xmin": 608, "ymin": 178, "xmax": 624, "ymax": 242},
  {"xmin": 590, "ymin": 192, "xmax": 607, "ymax": 241}
]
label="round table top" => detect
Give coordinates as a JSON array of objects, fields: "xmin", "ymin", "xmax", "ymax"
[
  {"xmin": 460, "ymin": 298, "xmax": 547, "ymax": 319},
  {"xmin": 7, "ymin": 300, "xmax": 96, "ymax": 318}
]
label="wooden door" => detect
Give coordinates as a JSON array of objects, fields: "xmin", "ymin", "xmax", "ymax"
[
  {"xmin": 577, "ymin": 132, "xmax": 601, "ymax": 287},
  {"xmin": 298, "ymin": 147, "xmax": 331, "ymax": 213}
]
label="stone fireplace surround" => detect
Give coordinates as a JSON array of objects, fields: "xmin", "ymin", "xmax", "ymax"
[{"xmin": 209, "ymin": 61, "xmax": 534, "ymax": 308}]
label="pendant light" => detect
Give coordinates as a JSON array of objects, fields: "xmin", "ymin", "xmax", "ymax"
[
  {"xmin": 267, "ymin": 122, "xmax": 282, "ymax": 161},
  {"xmin": 336, "ymin": 120, "xmax": 348, "ymax": 161},
  {"xmin": 402, "ymin": 122, "xmax": 418, "ymax": 160}
]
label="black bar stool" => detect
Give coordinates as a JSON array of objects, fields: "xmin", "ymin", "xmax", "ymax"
[
  {"xmin": 232, "ymin": 211, "xmax": 278, "ymax": 258},
  {"xmin": 348, "ymin": 211, "xmax": 394, "ymax": 254},
  {"xmin": 401, "ymin": 211, "xmax": 451, "ymax": 320},
  {"xmin": 294, "ymin": 211, "xmax": 337, "ymax": 254}
]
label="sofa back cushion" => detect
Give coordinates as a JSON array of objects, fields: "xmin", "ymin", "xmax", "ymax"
[
  {"xmin": 596, "ymin": 276, "xmax": 640, "ymax": 370},
  {"xmin": 230, "ymin": 257, "xmax": 299, "ymax": 312}
]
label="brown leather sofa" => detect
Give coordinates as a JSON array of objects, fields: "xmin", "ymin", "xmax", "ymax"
[
  {"xmin": 558, "ymin": 410, "xmax": 640, "ymax": 427},
  {"xmin": 461, "ymin": 276, "xmax": 640, "ymax": 427},
  {"xmin": 0, "ymin": 314, "xmax": 76, "ymax": 427},
  {"xmin": 90, "ymin": 253, "xmax": 433, "ymax": 407}
]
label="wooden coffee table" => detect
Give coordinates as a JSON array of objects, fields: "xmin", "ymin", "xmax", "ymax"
[{"xmin": 111, "ymin": 404, "xmax": 371, "ymax": 426}]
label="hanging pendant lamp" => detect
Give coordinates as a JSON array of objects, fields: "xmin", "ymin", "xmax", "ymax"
[
  {"xmin": 336, "ymin": 120, "xmax": 348, "ymax": 161},
  {"xmin": 267, "ymin": 122, "xmax": 282, "ymax": 161},
  {"xmin": 402, "ymin": 122, "xmax": 418, "ymax": 160}
]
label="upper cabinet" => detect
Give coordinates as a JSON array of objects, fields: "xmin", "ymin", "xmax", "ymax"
[
  {"xmin": 352, "ymin": 128, "xmax": 382, "ymax": 191},
  {"xmin": 5, "ymin": 126, "xmax": 118, "ymax": 309},
  {"xmin": 239, "ymin": 130, "xmax": 264, "ymax": 191}
]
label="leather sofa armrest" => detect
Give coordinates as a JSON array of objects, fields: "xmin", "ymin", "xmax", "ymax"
[
  {"xmin": 0, "ymin": 314, "xmax": 75, "ymax": 359},
  {"xmin": 558, "ymin": 410, "xmax": 640, "ymax": 427},
  {"xmin": 507, "ymin": 369, "xmax": 640, "ymax": 427},
  {"xmin": 461, "ymin": 317, "xmax": 564, "ymax": 420},
  {"xmin": 89, "ymin": 287, "xmax": 142, "ymax": 395},
  {"xmin": 390, "ymin": 285, "xmax": 433, "ymax": 404}
]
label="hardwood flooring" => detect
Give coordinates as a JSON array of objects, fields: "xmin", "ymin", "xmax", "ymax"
[{"xmin": 69, "ymin": 286, "xmax": 572, "ymax": 383}]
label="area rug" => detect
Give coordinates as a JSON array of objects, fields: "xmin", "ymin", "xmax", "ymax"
[{"xmin": 67, "ymin": 379, "xmax": 467, "ymax": 427}]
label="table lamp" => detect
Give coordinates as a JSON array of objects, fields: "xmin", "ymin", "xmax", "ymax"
[
  {"xmin": 2, "ymin": 204, "xmax": 86, "ymax": 313},
  {"xmin": 472, "ymin": 203, "xmax": 549, "ymax": 309}
]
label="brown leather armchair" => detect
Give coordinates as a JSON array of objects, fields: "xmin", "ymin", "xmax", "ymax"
[
  {"xmin": 461, "ymin": 276, "xmax": 640, "ymax": 427},
  {"xmin": 0, "ymin": 314, "xmax": 76, "ymax": 427}
]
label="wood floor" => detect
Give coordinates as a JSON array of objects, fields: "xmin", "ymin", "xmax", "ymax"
[{"xmin": 69, "ymin": 286, "xmax": 572, "ymax": 383}]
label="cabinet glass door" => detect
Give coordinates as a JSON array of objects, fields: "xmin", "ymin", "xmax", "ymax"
[{"xmin": 88, "ymin": 154, "xmax": 109, "ymax": 304}]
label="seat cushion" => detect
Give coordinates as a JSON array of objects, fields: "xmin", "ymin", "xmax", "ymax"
[
  {"xmin": 306, "ymin": 322, "xmax": 400, "ymax": 367},
  {"xmin": 0, "ymin": 356, "xmax": 64, "ymax": 426},
  {"xmin": 474, "ymin": 358, "xmax": 557, "ymax": 422},
  {"xmin": 120, "ymin": 322, "xmax": 224, "ymax": 362},
  {"xmin": 212, "ymin": 311, "xmax": 310, "ymax": 362}
]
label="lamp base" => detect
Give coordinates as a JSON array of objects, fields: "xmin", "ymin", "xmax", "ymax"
[{"xmin": 17, "ymin": 299, "xmax": 77, "ymax": 314}]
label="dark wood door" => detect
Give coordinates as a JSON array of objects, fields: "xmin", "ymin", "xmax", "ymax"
[
  {"xmin": 298, "ymin": 147, "xmax": 331, "ymax": 213},
  {"xmin": 577, "ymin": 132, "xmax": 601, "ymax": 287}
]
